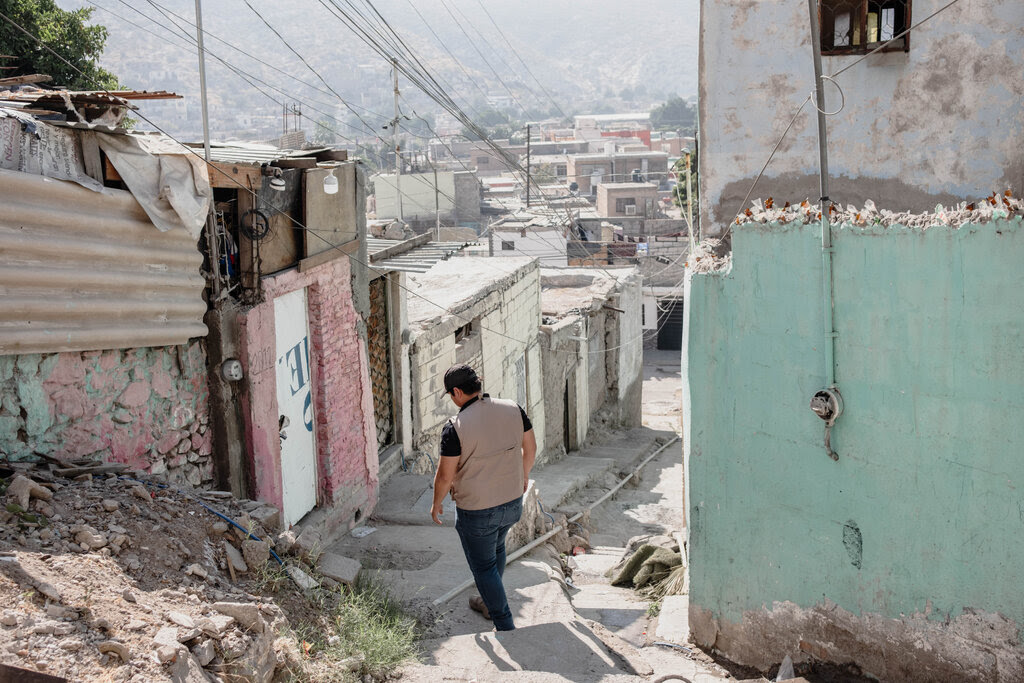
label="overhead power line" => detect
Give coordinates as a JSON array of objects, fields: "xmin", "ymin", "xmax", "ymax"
[{"xmin": 471, "ymin": 0, "xmax": 568, "ymax": 120}]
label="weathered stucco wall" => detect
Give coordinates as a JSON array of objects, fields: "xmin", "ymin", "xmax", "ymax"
[
  {"xmin": 0, "ymin": 343, "xmax": 212, "ymax": 484},
  {"xmin": 683, "ymin": 217, "xmax": 1024, "ymax": 681},
  {"xmin": 698, "ymin": 0, "xmax": 1024, "ymax": 235},
  {"xmin": 239, "ymin": 256, "xmax": 377, "ymax": 525},
  {"xmin": 613, "ymin": 270, "xmax": 644, "ymax": 427}
]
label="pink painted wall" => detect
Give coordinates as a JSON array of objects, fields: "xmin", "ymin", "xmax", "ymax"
[
  {"xmin": 238, "ymin": 256, "xmax": 378, "ymax": 527},
  {"xmin": 0, "ymin": 344, "xmax": 213, "ymax": 485}
]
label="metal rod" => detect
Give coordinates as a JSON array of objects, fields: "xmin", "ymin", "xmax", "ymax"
[
  {"xmin": 432, "ymin": 436, "xmax": 681, "ymax": 606},
  {"xmin": 808, "ymin": 0, "xmax": 836, "ymax": 389},
  {"xmin": 526, "ymin": 123, "xmax": 531, "ymax": 208},
  {"xmin": 194, "ymin": 0, "xmax": 219, "ymax": 300},
  {"xmin": 434, "ymin": 166, "xmax": 440, "ymax": 241},
  {"xmin": 392, "ymin": 58, "xmax": 403, "ymax": 223}
]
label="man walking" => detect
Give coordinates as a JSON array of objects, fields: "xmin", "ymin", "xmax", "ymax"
[{"xmin": 430, "ymin": 363, "xmax": 537, "ymax": 632}]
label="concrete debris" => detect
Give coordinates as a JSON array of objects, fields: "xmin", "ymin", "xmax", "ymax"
[
  {"xmin": 736, "ymin": 193, "xmax": 1022, "ymax": 230},
  {"xmin": 166, "ymin": 611, "xmax": 195, "ymax": 629},
  {"xmin": 222, "ymin": 541, "xmax": 248, "ymax": 574},
  {"xmin": 212, "ymin": 602, "xmax": 265, "ymax": 634},
  {"xmin": 184, "ymin": 563, "xmax": 208, "ymax": 579},
  {"xmin": 6, "ymin": 475, "xmax": 53, "ymax": 509},
  {"xmin": 97, "ymin": 639, "xmax": 129, "ymax": 662},
  {"xmin": 241, "ymin": 539, "xmax": 270, "ymax": 570},
  {"xmin": 192, "ymin": 639, "xmax": 216, "ymax": 666},
  {"xmin": 154, "ymin": 643, "xmax": 180, "ymax": 664},
  {"xmin": 317, "ymin": 552, "xmax": 361, "ymax": 587},
  {"xmin": 286, "ymin": 565, "xmax": 319, "ymax": 591}
]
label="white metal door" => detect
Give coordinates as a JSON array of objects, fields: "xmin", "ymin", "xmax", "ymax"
[{"xmin": 274, "ymin": 288, "xmax": 317, "ymax": 526}]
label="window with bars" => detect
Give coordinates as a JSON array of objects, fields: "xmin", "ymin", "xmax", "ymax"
[{"xmin": 820, "ymin": 0, "xmax": 910, "ymax": 55}]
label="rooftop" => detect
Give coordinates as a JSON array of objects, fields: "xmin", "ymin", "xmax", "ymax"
[
  {"xmin": 570, "ymin": 151, "xmax": 669, "ymax": 161},
  {"xmin": 406, "ymin": 256, "xmax": 535, "ymax": 330},
  {"xmin": 540, "ymin": 267, "xmax": 632, "ymax": 319},
  {"xmin": 599, "ymin": 182, "xmax": 659, "ymax": 191}
]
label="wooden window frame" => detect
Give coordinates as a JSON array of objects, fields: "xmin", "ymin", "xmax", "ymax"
[{"xmin": 819, "ymin": 0, "xmax": 912, "ymax": 56}]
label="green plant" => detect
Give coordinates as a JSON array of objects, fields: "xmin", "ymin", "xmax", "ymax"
[
  {"xmin": 0, "ymin": 0, "xmax": 119, "ymax": 90},
  {"xmin": 647, "ymin": 600, "xmax": 662, "ymax": 618},
  {"xmin": 282, "ymin": 573, "xmax": 419, "ymax": 682}
]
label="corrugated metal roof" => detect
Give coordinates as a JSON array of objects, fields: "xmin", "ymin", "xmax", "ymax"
[
  {"xmin": 0, "ymin": 168, "xmax": 207, "ymax": 354},
  {"xmin": 184, "ymin": 144, "xmax": 342, "ymax": 166},
  {"xmin": 366, "ymin": 238, "xmax": 475, "ymax": 273}
]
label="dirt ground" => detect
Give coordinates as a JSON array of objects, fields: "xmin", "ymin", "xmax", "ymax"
[{"xmin": 0, "ymin": 463, "xmax": 306, "ymax": 682}]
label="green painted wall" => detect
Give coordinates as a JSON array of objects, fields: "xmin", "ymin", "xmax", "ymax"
[{"xmin": 684, "ymin": 217, "xmax": 1024, "ymax": 627}]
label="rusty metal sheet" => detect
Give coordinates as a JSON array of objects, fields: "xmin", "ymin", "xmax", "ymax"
[{"xmin": 0, "ymin": 168, "xmax": 207, "ymax": 354}]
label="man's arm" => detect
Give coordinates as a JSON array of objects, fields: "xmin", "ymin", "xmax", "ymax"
[
  {"xmin": 522, "ymin": 429, "xmax": 537, "ymax": 493},
  {"xmin": 431, "ymin": 456, "xmax": 458, "ymax": 525}
]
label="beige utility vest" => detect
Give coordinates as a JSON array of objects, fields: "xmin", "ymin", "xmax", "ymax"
[{"xmin": 450, "ymin": 396, "xmax": 525, "ymax": 511}]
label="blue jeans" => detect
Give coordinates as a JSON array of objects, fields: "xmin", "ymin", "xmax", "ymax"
[{"xmin": 455, "ymin": 497, "xmax": 523, "ymax": 631}]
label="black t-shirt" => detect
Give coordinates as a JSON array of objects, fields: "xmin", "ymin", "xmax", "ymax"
[{"xmin": 439, "ymin": 394, "xmax": 532, "ymax": 458}]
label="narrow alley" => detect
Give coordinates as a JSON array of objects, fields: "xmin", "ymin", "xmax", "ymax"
[{"xmin": 322, "ymin": 349, "xmax": 733, "ymax": 682}]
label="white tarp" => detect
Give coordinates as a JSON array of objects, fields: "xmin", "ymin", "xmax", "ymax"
[
  {"xmin": 0, "ymin": 109, "xmax": 212, "ymax": 238},
  {"xmin": 0, "ymin": 108, "xmax": 103, "ymax": 191},
  {"xmin": 97, "ymin": 133, "xmax": 212, "ymax": 239}
]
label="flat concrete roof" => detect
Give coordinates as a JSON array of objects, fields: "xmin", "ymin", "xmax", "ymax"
[
  {"xmin": 539, "ymin": 267, "xmax": 635, "ymax": 318},
  {"xmin": 406, "ymin": 256, "xmax": 536, "ymax": 329},
  {"xmin": 570, "ymin": 151, "xmax": 669, "ymax": 161},
  {"xmin": 599, "ymin": 182, "xmax": 659, "ymax": 190}
]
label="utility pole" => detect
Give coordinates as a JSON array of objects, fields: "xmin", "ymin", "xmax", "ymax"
[
  {"xmin": 433, "ymin": 166, "xmax": 441, "ymax": 241},
  {"xmin": 392, "ymin": 58, "xmax": 403, "ymax": 222},
  {"xmin": 194, "ymin": 0, "xmax": 219, "ymax": 300},
  {"xmin": 525, "ymin": 123, "xmax": 531, "ymax": 208}
]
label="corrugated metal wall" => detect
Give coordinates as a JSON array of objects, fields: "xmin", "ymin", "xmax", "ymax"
[{"xmin": 0, "ymin": 168, "xmax": 208, "ymax": 354}]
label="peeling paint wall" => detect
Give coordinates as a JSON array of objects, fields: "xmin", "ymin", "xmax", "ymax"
[
  {"xmin": 0, "ymin": 343, "xmax": 212, "ymax": 484},
  {"xmin": 238, "ymin": 256, "xmax": 377, "ymax": 526},
  {"xmin": 698, "ymin": 0, "xmax": 1024, "ymax": 235},
  {"xmin": 683, "ymin": 217, "xmax": 1024, "ymax": 680}
]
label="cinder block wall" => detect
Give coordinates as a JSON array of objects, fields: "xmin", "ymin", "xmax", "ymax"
[
  {"xmin": 410, "ymin": 263, "xmax": 544, "ymax": 462},
  {"xmin": 684, "ymin": 218, "xmax": 1024, "ymax": 681}
]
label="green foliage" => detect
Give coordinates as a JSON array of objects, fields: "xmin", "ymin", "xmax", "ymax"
[
  {"xmin": 651, "ymin": 96, "xmax": 696, "ymax": 131},
  {"xmin": 271, "ymin": 570, "xmax": 419, "ymax": 682},
  {"xmin": 312, "ymin": 119, "xmax": 338, "ymax": 146},
  {"xmin": 673, "ymin": 150, "xmax": 699, "ymax": 211},
  {"xmin": 0, "ymin": 0, "xmax": 118, "ymax": 90}
]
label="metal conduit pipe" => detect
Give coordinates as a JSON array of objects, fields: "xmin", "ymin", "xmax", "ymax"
[
  {"xmin": 432, "ymin": 435, "xmax": 682, "ymax": 606},
  {"xmin": 807, "ymin": 0, "xmax": 838, "ymax": 391}
]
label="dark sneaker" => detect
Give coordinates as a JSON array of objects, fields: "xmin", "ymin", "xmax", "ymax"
[{"xmin": 469, "ymin": 595, "xmax": 491, "ymax": 620}]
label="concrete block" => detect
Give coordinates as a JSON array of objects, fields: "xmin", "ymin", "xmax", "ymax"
[
  {"xmin": 655, "ymin": 595, "xmax": 690, "ymax": 645},
  {"xmin": 318, "ymin": 552, "xmax": 361, "ymax": 587}
]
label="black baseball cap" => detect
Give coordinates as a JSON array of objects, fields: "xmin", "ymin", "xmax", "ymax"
[{"xmin": 443, "ymin": 364, "xmax": 478, "ymax": 394}]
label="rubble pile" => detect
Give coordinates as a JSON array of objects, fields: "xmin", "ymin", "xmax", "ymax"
[
  {"xmin": 735, "ymin": 191, "xmax": 1022, "ymax": 230},
  {"xmin": 0, "ymin": 463, "xmax": 310, "ymax": 682}
]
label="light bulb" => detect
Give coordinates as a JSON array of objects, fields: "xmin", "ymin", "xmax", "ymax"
[
  {"xmin": 269, "ymin": 175, "xmax": 286, "ymax": 192},
  {"xmin": 323, "ymin": 169, "xmax": 338, "ymax": 195}
]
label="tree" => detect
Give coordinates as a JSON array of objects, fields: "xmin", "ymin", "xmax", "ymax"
[
  {"xmin": 0, "ymin": 0, "xmax": 118, "ymax": 90},
  {"xmin": 650, "ymin": 97, "xmax": 696, "ymax": 131},
  {"xmin": 312, "ymin": 118, "xmax": 337, "ymax": 146}
]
